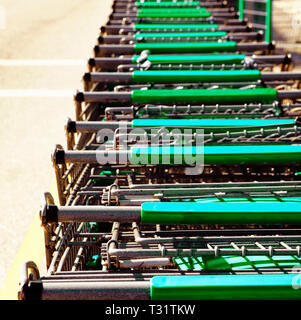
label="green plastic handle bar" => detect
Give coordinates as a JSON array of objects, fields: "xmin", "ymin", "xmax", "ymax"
[
  {"xmin": 140, "ymin": 200, "xmax": 301, "ymax": 224},
  {"xmin": 134, "ymin": 31, "xmax": 227, "ymax": 39},
  {"xmin": 131, "ymin": 119, "xmax": 296, "ymax": 131},
  {"xmin": 132, "ymin": 54, "xmax": 246, "ymax": 65},
  {"xmin": 138, "ymin": 8, "xmax": 207, "ymax": 13},
  {"xmin": 137, "ymin": 11, "xmax": 211, "ymax": 18},
  {"xmin": 131, "ymin": 88, "xmax": 278, "ymax": 104},
  {"xmin": 134, "ymin": 41, "xmax": 237, "ymax": 53},
  {"xmin": 150, "ymin": 275, "xmax": 301, "ymax": 300},
  {"xmin": 136, "ymin": 1, "xmax": 201, "ymax": 7},
  {"xmin": 134, "ymin": 24, "xmax": 220, "ymax": 30},
  {"xmin": 204, "ymin": 144, "xmax": 301, "ymax": 164},
  {"xmin": 130, "ymin": 144, "xmax": 301, "ymax": 165},
  {"xmin": 131, "ymin": 70, "xmax": 261, "ymax": 83}
]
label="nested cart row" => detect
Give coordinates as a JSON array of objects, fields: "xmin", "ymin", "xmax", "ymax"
[{"xmin": 18, "ymin": 0, "xmax": 301, "ymax": 300}]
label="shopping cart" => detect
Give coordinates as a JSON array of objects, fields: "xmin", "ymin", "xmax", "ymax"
[{"xmin": 18, "ymin": 0, "xmax": 301, "ymax": 300}]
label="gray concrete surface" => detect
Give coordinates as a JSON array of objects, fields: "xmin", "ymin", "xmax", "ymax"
[
  {"xmin": 273, "ymin": 0, "xmax": 301, "ymax": 66},
  {"xmin": 0, "ymin": 0, "xmax": 112, "ymax": 289},
  {"xmin": 273, "ymin": 0, "xmax": 301, "ymax": 44}
]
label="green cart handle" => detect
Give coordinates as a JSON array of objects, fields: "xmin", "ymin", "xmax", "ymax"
[
  {"xmin": 130, "ymin": 144, "xmax": 301, "ymax": 166},
  {"xmin": 150, "ymin": 274, "xmax": 301, "ymax": 300},
  {"xmin": 131, "ymin": 88, "xmax": 278, "ymax": 104},
  {"xmin": 137, "ymin": 10, "xmax": 211, "ymax": 18},
  {"xmin": 131, "ymin": 118, "xmax": 297, "ymax": 132},
  {"xmin": 57, "ymin": 143, "xmax": 301, "ymax": 165},
  {"xmin": 134, "ymin": 23, "xmax": 220, "ymax": 30},
  {"xmin": 132, "ymin": 54, "xmax": 246, "ymax": 65},
  {"xmin": 134, "ymin": 31, "xmax": 227, "ymax": 39},
  {"xmin": 136, "ymin": 1, "xmax": 202, "ymax": 7},
  {"xmin": 140, "ymin": 199, "xmax": 301, "ymax": 224},
  {"xmin": 138, "ymin": 8, "xmax": 208, "ymax": 13},
  {"xmin": 131, "ymin": 70, "xmax": 261, "ymax": 83},
  {"xmin": 89, "ymin": 70, "xmax": 301, "ymax": 85},
  {"xmin": 134, "ymin": 41, "xmax": 237, "ymax": 53},
  {"xmin": 69, "ymin": 119, "xmax": 297, "ymax": 133}
]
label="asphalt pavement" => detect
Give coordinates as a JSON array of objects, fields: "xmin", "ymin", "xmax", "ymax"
[{"xmin": 0, "ymin": 0, "xmax": 112, "ymax": 291}]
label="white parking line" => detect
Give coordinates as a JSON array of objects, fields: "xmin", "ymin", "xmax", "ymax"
[
  {"xmin": 0, "ymin": 59, "xmax": 86, "ymax": 66},
  {"xmin": 0, "ymin": 89, "xmax": 75, "ymax": 97}
]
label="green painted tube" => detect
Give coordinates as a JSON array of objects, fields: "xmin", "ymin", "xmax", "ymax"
[
  {"xmin": 131, "ymin": 88, "xmax": 278, "ymax": 104},
  {"xmin": 238, "ymin": 0, "xmax": 244, "ymax": 20},
  {"xmin": 140, "ymin": 199, "xmax": 301, "ymax": 224},
  {"xmin": 265, "ymin": 0, "xmax": 272, "ymax": 42},
  {"xmin": 137, "ymin": 11, "xmax": 211, "ymax": 18},
  {"xmin": 204, "ymin": 144, "xmax": 301, "ymax": 164},
  {"xmin": 138, "ymin": 8, "xmax": 207, "ymax": 13},
  {"xmin": 134, "ymin": 41, "xmax": 237, "ymax": 53},
  {"xmin": 132, "ymin": 54, "xmax": 246, "ymax": 65},
  {"xmin": 131, "ymin": 119, "xmax": 296, "ymax": 131},
  {"xmin": 150, "ymin": 275, "xmax": 301, "ymax": 300},
  {"xmin": 130, "ymin": 144, "xmax": 301, "ymax": 166},
  {"xmin": 134, "ymin": 31, "xmax": 227, "ymax": 39},
  {"xmin": 136, "ymin": 1, "xmax": 202, "ymax": 7},
  {"xmin": 131, "ymin": 70, "xmax": 261, "ymax": 83},
  {"xmin": 134, "ymin": 24, "xmax": 220, "ymax": 30}
]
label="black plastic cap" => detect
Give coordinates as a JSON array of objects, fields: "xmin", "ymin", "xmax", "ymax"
[
  {"xmin": 268, "ymin": 41, "xmax": 276, "ymax": 51},
  {"xmin": 46, "ymin": 204, "xmax": 58, "ymax": 224},
  {"xmin": 74, "ymin": 91, "xmax": 85, "ymax": 102},
  {"xmin": 26, "ymin": 281, "xmax": 43, "ymax": 300},
  {"xmin": 94, "ymin": 45, "xmax": 100, "ymax": 55},
  {"xmin": 88, "ymin": 58, "xmax": 96, "ymax": 67},
  {"xmin": 284, "ymin": 54, "xmax": 293, "ymax": 66},
  {"xmin": 66, "ymin": 119, "xmax": 76, "ymax": 133},
  {"xmin": 83, "ymin": 72, "xmax": 91, "ymax": 82},
  {"xmin": 54, "ymin": 149, "xmax": 65, "ymax": 165},
  {"xmin": 98, "ymin": 35, "xmax": 104, "ymax": 44},
  {"xmin": 257, "ymin": 31, "xmax": 264, "ymax": 41},
  {"xmin": 246, "ymin": 24, "xmax": 252, "ymax": 32}
]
